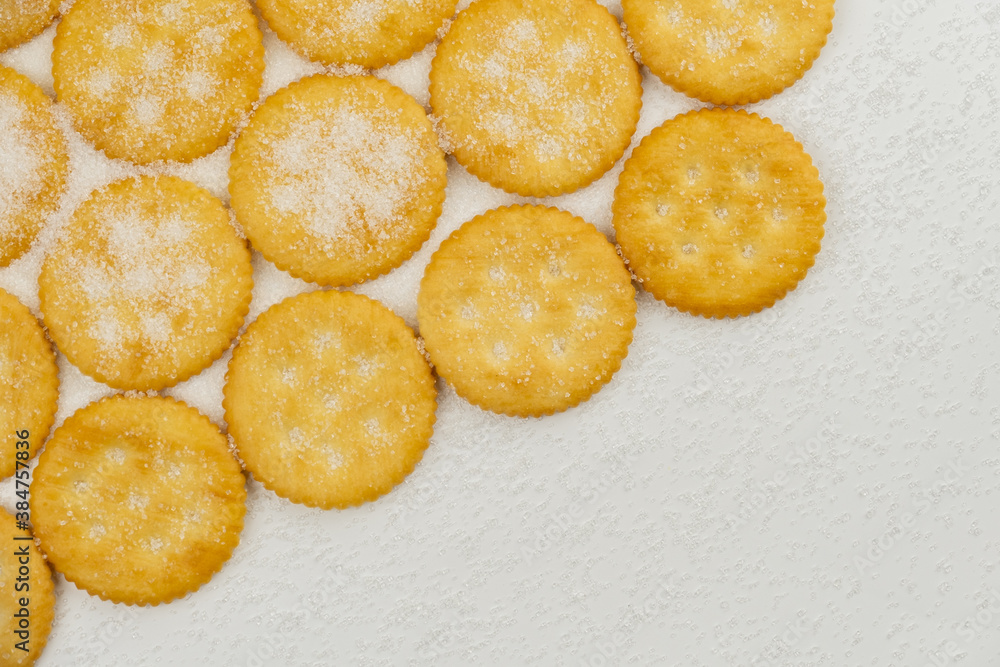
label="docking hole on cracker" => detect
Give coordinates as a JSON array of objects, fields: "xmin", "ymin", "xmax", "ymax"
[
  {"xmin": 621, "ymin": 0, "xmax": 836, "ymax": 106},
  {"xmin": 230, "ymin": 74, "xmax": 448, "ymax": 287},
  {"xmin": 52, "ymin": 0, "xmax": 264, "ymax": 164},
  {"xmin": 39, "ymin": 175, "xmax": 253, "ymax": 391},
  {"xmin": 417, "ymin": 205, "xmax": 637, "ymax": 417},
  {"xmin": 612, "ymin": 108, "xmax": 826, "ymax": 319},
  {"xmin": 224, "ymin": 289, "xmax": 437, "ymax": 510},
  {"xmin": 30, "ymin": 395, "xmax": 247, "ymax": 606},
  {"xmin": 429, "ymin": 0, "xmax": 643, "ymax": 197}
]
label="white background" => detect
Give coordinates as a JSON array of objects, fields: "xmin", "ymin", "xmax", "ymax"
[{"xmin": 2, "ymin": 0, "xmax": 1000, "ymax": 665}]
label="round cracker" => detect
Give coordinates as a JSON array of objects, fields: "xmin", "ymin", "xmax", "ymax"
[
  {"xmin": 229, "ymin": 74, "xmax": 447, "ymax": 287},
  {"xmin": 0, "ymin": 65, "xmax": 69, "ymax": 267},
  {"xmin": 257, "ymin": 0, "xmax": 456, "ymax": 69},
  {"xmin": 613, "ymin": 108, "xmax": 826, "ymax": 318},
  {"xmin": 39, "ymin": 175, "xmax": 253, "ymax": 391},
  {"xmin": 0, "ymin": 509, "xmax": 55, "ymax": 666},
  {"xmin": 622, "ymin": 0, "xmax": 835, "ymax": 105},
  {"xmin": 52, "ymin": 0, "xmax": 264, "ymax": 164},
  {"xmin": 30, "ymin": 396, "xmax": 247, "ymax": 606},
  {"xmin": 224, "ymin": 290, "xmax": 437, "ymax": 510},
  {"xmin": 417, "ymin": 205, "xmax": 636, "ymax": 417},
  {"xmin": 429, "ymin": 0, "xmax": 643, "ymax": 197},
  {"xmin": 0, "ymin": 0, "xmax": 59, "ymax": 52},
  {"xmin": 0, "ymin": 289, "xmax": 58, "ymax": 480}
]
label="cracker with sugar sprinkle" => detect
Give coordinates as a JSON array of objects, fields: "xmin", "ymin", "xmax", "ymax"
[
  {"xmin": 613, "ymin": 108, "xmax": 826, "ymax": 319},
  {"xmin": 622, "ymin": 0, "xmax": 835, "ymax": 105},
  {"xmin": 0, "ymin": 0, "xmax": 59, "ymax": 52},
  {"xmin": 0, "ymin": 65, "xmax": 69, "ymax": 267},
  {"xmin": 257, "ymin": 0, "xmax": 456, "ymax": 69},
  {"xmin": 429, "ymin": 0, "xmax": 643, "ymax": 197},
  {"xmin": 39, "ymin": 175, "xmax": 253, "ymax": 391},
  {"xmin": 0, "ymin": 509, "xmax": 55, "ymax": 666},
  {"xmin": 30, "ymin": 396, "xmax": 247, "ymax": 606},
  {"xmin": 0, "ymin": 289, "xmax": 59, "ymax": 480},
  {"xmin": 224, "ymin": 290, "xmax": 437, "ymax": 510},
  {"xmin": 418, "ymin": 205, "xmax": 637, "ymax": 417},
  {"xmin": 230, "ymin": 74, "xmax": 447, "ymax": 287},
  {"xmin": 52, "ymin": 0, "xmax": 264, "ymax": 164}
]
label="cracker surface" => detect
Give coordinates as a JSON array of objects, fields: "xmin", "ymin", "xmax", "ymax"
[
  {"xmin": 0, "ymin": 289, "xmax": 59, "ymax": 480},
  {"xmin": 430, "ymin": 0, "xmax": 642, "ymax": 197},
  {"xmin": 257, "ymin": 0, "xmax": 456, "ymax": 68},
  {"xmin": 0, "ymin": 509, "xmax": 55, "ymax": 666},
  {"xmin": 30, "ymin": 396, "xmax": 247, "ymax": 606},
  {"xmin": 613, "ymin": 108, "xmax": 826, "ymax": 318},
  {"xmin": 39, "ymin": 175, "xmax": 253, "ymax": 390},
  {"xmin": 224, "ymin": 290, "xmax": 437, "ymax": 509},
  {"xmin": 418, "ymin": 205, "xmax": 636, "ymax": 417},
  {"xmin": 52, "ymin": 0, "xmax": 264, "ymax": 164},
  {"xmin": 0, "ymin": 65, "xmax": 69, "ymax": 267},
  {"xmin": 622, "ymin": 0, "xmax": 835, "ymax": 105},
  {"xmin": 0, "ymin": 0, "xmax": 59, "ymax": 52},
  {"xmin": 230, "ymin": 74, "xmax": 447, "ymax": 287}
]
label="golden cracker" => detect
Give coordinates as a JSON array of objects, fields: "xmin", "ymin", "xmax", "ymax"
[
  {"xmin": 30, "ymin": 396, "xmax": 247, "ymax": 606},
  {"xmin": 429, "ymin": 0, "xmax": 642, "ymax": 197},
  {"xmin": 39, "ymin": 175, "xmax": 253, "ymax": 390},
  {"xmin": 257, "ymin": 0, "xmax": 456, "ymax": 69},
  {"xmin": 230, "ymin": 74, "xmax": 447, "ymax": 287},
  {"xmin": 417, "ymin": 205, "xmax": 637, "ymax": 417},
  {"xmin": 52, "ymin": 0, "xmax": 264, "ymax": 164},
  {"xmin": 224, "ymin": 290, "xmax": 437, "ymax": 510},
  {"xmin": 0, "ymin": 0, "xmax": 59, "ymax": 52},
  {"xmin": 0, "ymin": 289, "xmax": 58, "ymax": 480},
  {"xmin": 0, "ymin": 509, "xmax": 55, "ymax": 666},
  {"xmin": 0, "ymin": 65, "xmax": 69, "ymax": 267},
  {"xmin": 622, "ymin": 0, "xmax": 835, "ymax": 105},
  {"xmin": 613, "ymin": 108, "xmax": 826, "ymax": 318}
]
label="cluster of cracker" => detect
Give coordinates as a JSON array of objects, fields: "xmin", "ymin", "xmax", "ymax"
[
  {"xmin": 230, "ymin": 75, "xmax": 447, "ymax": 287},
  {"xmin": 52, "ymin": 0, "xmax": 264, "ymax": 164},
  {"xmin": 0, "ymin": 509, "xmax": 55, "ymax": 666},
  {"xmin": 418, "ymin": 205, "xmax": 637, "ymax": 417},
  {"xmin": 0, "ymin": 65, "xmax": 68, "ymax": 267},
  {"xmin": 224, "ymin": 290, "xmax": 437, "ymax": 509},
  {"xmin": 622, "ymin": 0, "xmax": 836, "ymax": 105},
  {"xmin": 430, "ymin": 0, "xmax": 643, "ymax": 197},
  {"xmin": 30, "ymin": 396, "xmax": 247, "ymax": 606},
  {"xmin": 39, "ymin": 175, "xmax": 253, "ymax": 390},
  {"xmin": 0, "ymin": 289, "xmax": 59, "ymax": 479}
]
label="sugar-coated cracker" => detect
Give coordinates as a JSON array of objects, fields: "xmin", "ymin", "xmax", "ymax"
[
  {"xmin": 429, "ymin": 0, "xmax": 642, "ymax": 197},
  {"xmin": 0, "ymin": 509, "xmax": 55, "ymax": 666},
  {"xmin": 0, "ymin": 289, "xmax": 58, "ymax": 480},
  {"xmin": 230, "ymin": 74, "xmax": 447, "ymax": 287},
  {"xmin": 622, "ymin": 0, "xmax": 835, "ymax": 105},
  {"xmin": 39, "ymin": 175, "xmax": 253, "ymax": 390},
  {"xmin": 52, "ymin": 0, "xmax": 264, "ymax": 164},
  {"xmin": 0, "ymin": 65, "xmax": 69, "ymax": 267},
  {"xmin": 613, "ymin": 108, "xmax": 826, "ymax": 318},
  {"xmin": 257, "ymin": 0, "xmax": 456, "ymax": 69},
  {"xmin": 224, "ymin": 290, "xmax": 437, "ymax": 509},
  {"xmin": 0, "ymin": 0, "xmax": 59, "ymax": 52},
  {"xmin": 30, "ymin": 396, "xmax": 247, "ymax": 606},
  {"xmin": 418, "ymin": 205, "xmax": 636, "ymax": 417}
]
